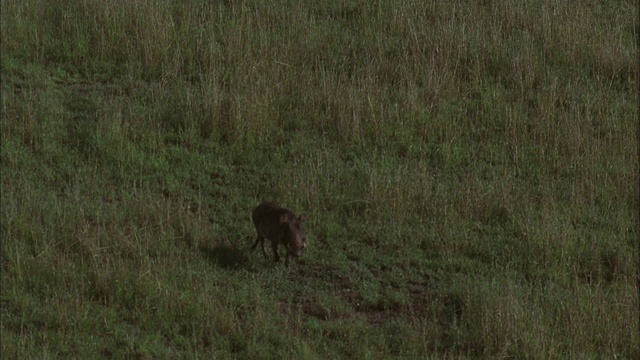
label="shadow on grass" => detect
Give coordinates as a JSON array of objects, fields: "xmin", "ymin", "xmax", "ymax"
[{"xmin": 198, "ymin": 244, "xmax": 248, "ymax": 269}]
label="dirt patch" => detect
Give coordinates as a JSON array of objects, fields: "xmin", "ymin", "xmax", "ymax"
[
  {"xmin": 279, "ymin": 262, "xmax": 436, "ymax": 326},
  {"xmin": 277, "ymin": 299, "xmax": 331, "ymax": 321}
]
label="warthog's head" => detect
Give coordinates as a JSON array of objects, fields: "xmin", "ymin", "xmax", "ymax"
[{"xmin": 281, "ymin": 213, "xmax": 306, "ymax": 259}]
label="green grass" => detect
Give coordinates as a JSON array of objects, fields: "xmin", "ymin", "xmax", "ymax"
[{"xmin": 1, "ymin": 0, "xmax": 638, "ymax": 358}]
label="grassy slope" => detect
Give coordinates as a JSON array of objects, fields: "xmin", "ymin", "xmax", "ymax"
[{"xmin": 1, "ymin": 0, "xmax": 638, "ymax": 358}]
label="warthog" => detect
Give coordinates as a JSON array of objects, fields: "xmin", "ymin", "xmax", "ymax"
[{"xmin": 251, "ymin": 202, "xmax": 306, "ymax": 266}]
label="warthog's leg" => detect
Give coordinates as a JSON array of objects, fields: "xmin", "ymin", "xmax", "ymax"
[
  {"xmin": 271, "ymin": 240, "xmax": 280, "ymax": 263},
  {"xmin": 251, "ymin": 235, "xmax": 268, "ymax": 258}
]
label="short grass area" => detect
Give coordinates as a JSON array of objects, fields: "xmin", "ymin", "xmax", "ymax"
[{"xmin": 1, "ymin": 0, "xmax": 638, "ymax": 358}]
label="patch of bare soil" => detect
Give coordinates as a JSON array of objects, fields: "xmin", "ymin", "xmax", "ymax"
[{"xmin": 279, "ymin": 264, "xmax": 436, "ymax": 326}]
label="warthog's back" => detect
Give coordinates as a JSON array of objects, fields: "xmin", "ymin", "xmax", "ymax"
[{"xmin": 252, "ymin": 202, "xmax": 295, "ymax": 236}]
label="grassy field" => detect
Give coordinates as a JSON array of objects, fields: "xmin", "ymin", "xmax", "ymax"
[{"xmin": 1, "ymin": 0, "xmax": 638, "ymax": 358}]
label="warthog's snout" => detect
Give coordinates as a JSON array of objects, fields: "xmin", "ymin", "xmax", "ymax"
[{"xmin": 251, "ymin": 202, "xmax": 306, "ymax": 266}]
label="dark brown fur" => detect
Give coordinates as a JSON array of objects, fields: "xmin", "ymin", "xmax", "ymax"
[{"xmin": 251, "ymin": 202, "xmax": 306, "ymax": 266}]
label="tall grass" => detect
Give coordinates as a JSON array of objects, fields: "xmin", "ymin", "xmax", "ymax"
[{"xmin": 2, "ymin": 0, "xmax": 638, "ymax": 358}]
